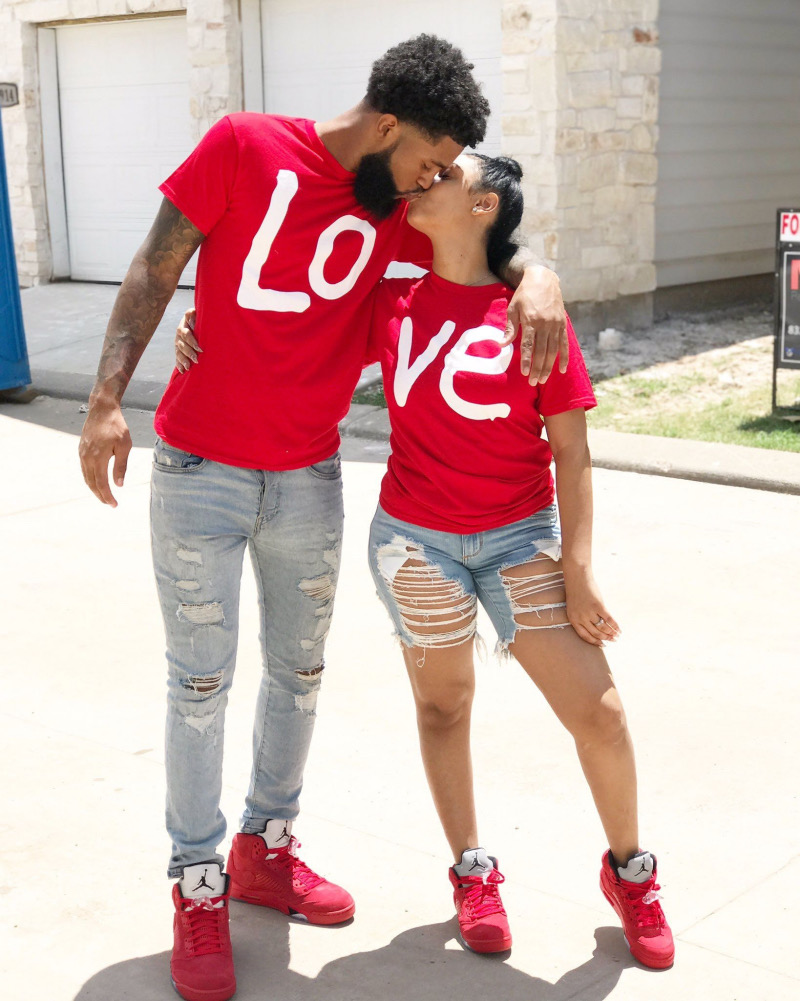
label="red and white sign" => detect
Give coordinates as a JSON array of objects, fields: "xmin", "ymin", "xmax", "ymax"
[{"xmin": 780, "ymin": 211, "xmax": 800, "ymax": 242}]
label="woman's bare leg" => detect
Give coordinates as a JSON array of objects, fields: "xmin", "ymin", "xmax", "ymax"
[
  {"xmin": 402, "ymin": 639, "xmax": 479, "ymax": 861},
  {"xmin": 501, "ymin": 558, "xmax": 639, "ymax": 864},
  {"xmin": 384, "ymin": 556, "xmax": 480, "ymax": 861}
]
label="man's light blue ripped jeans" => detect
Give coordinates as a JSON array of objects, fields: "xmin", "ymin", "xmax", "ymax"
[{"xmin": 150, "ymin": 438, "xmax": 343, "ymax": 878}]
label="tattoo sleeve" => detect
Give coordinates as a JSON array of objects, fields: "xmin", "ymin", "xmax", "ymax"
[{"xmin": 90, "ymin": 198, "xmax": 205, "ymax": 406}]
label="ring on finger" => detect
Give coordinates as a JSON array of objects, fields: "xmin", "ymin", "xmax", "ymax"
[{"xmin": 595, "ymin": 616, "xmax": 605, "ymax": 626}]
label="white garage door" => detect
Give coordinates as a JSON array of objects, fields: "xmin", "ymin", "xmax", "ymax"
[
  {"xmin": 655, "ymin": 0, "xmax": 800, "ymax": 287},
  {"xmin": 258, "ymin": 0, "xmax": 502, "ymax": 155},
  {"xmin": 56, "ymin": 17, "xmax": 197, "ymax": 284}
]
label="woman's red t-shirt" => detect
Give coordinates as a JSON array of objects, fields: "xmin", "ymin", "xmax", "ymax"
[{"xmin": 368, "ymin": 274, "xmax": 597, "ymax": 533}]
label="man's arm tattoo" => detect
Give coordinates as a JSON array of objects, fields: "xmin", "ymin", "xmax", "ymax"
[{"xmin": 91, "ymin": 199, "xmax": 204, "ymax": 406}]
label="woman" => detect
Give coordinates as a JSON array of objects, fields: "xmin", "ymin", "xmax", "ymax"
[{"xmin": 175, "ymin": 154, "xmax": 673, "ymax": 969}]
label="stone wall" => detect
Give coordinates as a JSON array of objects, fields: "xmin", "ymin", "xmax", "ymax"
[
  {"xmin": 0, "ymin": 0, "xmax": 241, "ymax": 285},
  {"xmin": 501, "ymin": 0, "xmax": 661, "ymax": 327},
  {"xmin": 185, "ymin": 0, "xmax": 241, "ymax": 139}
]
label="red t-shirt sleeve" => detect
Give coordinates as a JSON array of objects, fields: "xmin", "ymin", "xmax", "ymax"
[
  {"xmin": 364, "ymin": 278, "xmax": 414, "ymax": 366},
  {"xmin": 391, "ymin": 212, "xmax": 433, "ymax": 269},
  {"xmin": 363, "ymin": 285, "xmax": 387, "ymax": 367},
  {"xmin": 159, "ymin": 116, "xmax": 239, "ymax": 236},
  {"xmin": 536, "ymin": 316, "xmax": 597, "ymax": 416}
]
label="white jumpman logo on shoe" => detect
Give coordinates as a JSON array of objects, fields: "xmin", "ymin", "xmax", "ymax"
[{"xmin": 193, "ymin": 868, "xmax": 215, "ymax": 892}]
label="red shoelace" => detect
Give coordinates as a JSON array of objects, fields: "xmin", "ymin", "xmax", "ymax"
[
  {"xmin": 620, "ymin": 881, "xmax": 665, "ymax": 928},
  {"xmin": 180, "ymin": 896, "xmax": 227, "ymax": 956},
  {"xmin": 457, "ymin": 869, "xmax": 507, "ymax": 921},
  {"xmin": 268, "ymin": 837, "xmax": 324, "ymax": 891}
]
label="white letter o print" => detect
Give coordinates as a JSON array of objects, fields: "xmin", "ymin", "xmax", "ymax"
[{"xmin": 308, "ymin": 215, "xmax": 377, "ymax": 300}]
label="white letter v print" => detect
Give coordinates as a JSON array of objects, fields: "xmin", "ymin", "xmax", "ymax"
[{"xmin": 393, "ymin": 317, "xmax": 455, "ymax": 407}]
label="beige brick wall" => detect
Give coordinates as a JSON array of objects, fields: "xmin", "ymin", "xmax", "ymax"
[
  {"xmin": 501, "ymin": 0, "xmax": 660, "ymax": 316},
  {"xmin": 186, "ymin": 0, "xmax": 241, "ymax": 138},
  {"xmin": 0, "ymin": 0, "xmax": 241, "ymax": 286}
]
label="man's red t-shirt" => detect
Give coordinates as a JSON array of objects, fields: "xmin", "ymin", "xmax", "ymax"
[
  {"xmin": 369, "ymin": 275, "xmax": 597, "ymax": 533},
  {"xmin": 155, "ymin": 113, "xmax": 430, "ymax": 469}
]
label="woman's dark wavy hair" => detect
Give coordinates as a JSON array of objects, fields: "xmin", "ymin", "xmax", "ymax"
[
  {"xmin": 366, "ymin": 35, "xmax": 489, "ymax": 149},
  {"xmin": 470, "ymin": 154, "xmax": 524, "ymax": 275}
]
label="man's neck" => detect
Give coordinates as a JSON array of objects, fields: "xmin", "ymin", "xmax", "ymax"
[{"xmin": 315, "ymin": 103, "xmax": 375, "ymax": 172}]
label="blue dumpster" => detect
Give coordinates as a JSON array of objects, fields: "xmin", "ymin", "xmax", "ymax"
[{"xmin": 0, "ymin": 103, "xmax": 31, "ymax": 393}]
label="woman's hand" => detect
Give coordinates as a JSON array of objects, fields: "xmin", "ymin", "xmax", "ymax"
[
  {"xmin": 175, "ymin": 308, "xmax": 201, "ymax": 373},
  {"xmin": 564, "ymin": 566, "xmax": 621, "ymax": 647}
]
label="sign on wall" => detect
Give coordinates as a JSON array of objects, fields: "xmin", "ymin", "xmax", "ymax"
[{"xmin": 0, "ymin": 83, "xmax": 19, "ymax": 108}]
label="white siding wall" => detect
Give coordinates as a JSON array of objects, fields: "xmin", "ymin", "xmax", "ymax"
[
  {"xmin": 655, "ymin": 0, "xmax": 800, "ymax": 286},
  {"xmin": 259, "ymin": 0, "xmax": 502, "ymax": 155}
]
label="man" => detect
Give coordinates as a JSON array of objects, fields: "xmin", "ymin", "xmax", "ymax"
[{"xmin": 79, "ymin": 35, "xmax": 567, "ymax": 1001}]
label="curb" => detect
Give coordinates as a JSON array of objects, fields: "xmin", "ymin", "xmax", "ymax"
[
  {"xmin": 27, "ymin": 375, "xmax": 800, "ymax": 497},
  {"xmin": 340, "ymin": 405, "xmax": 800, "ymax": 497},
  {"xmin": 31, "ymin": 370, "xmax": 168, "ymax": 412}
]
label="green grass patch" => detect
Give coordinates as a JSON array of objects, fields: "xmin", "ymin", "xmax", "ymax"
[
  {"xmin": 350, "ymin": 362, "xmax": 800, "ymax": 451},
  {"xmin": 352, "ymin": 384, "xmax": 387, "ymax": 408},
  {"xmin": 589, "ymin": 373, "xmax": 800, "ymax": 452}
]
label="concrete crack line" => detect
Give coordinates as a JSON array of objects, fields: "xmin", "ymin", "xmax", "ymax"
[
  {"xmin": 0, "ymin": 710, "xmax": 164, "ymax": 767},
  {"xmin": 0, "ymin": 483, "xmax": 150, "ymax": 518},
  {"xmin": 673, "ymin": 938, "xmax": 800, "ymax": 982},
  {"xmin": 677, "ymin": 851, "xmax": 800, "ymax": 938}
]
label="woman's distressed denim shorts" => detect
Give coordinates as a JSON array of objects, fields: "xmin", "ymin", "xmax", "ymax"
[{"xmin": 368, "ymin": 503, "xmax": 567, "ymax": 659}]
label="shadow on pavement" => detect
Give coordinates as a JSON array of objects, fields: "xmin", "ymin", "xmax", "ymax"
[
  {"xmin": 0, "ymin": 396, "xmax": 156, "ymax": 447},
  {"xmin": 0, "ymin": 396, "xmax": 392, "ymax": 465},
  {"xmin": 73, "ymin": 911, "xmax": 631, "ymax": 1001}
]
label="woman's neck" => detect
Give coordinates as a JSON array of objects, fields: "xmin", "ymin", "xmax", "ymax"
[{"xmin": 428, "ymin": 233, "xmax": 496, "ymax": 286}]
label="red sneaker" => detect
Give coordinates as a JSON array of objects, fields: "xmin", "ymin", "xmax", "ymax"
[
  {"xmin": 449, "ymin": 857, "xmax": 512, "ymax": 954},
  {"xmin": 600, "ymin": 850, "xmax": 674, "ymax": 969},
  {"xmin": 227, "ymin": 832, "xmax": 355, "ymax": 925},
  {"xmin": 171, "ymin": 878, "xmax": 236, "ymax": 1001}
]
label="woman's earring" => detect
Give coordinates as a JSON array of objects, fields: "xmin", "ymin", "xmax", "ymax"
[{"xmin": 472, "ymin": 206, "xmax": 479, "ymax": 214}]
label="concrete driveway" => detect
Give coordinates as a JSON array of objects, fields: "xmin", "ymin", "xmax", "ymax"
[{"xmin": 1, "ymin": 397, "xmax": 798, "ymax": 1000}]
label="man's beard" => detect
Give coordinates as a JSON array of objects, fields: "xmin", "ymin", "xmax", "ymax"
[{"xmin": 353, "ymin": 147, "xmax": 402, "ymax": 220}]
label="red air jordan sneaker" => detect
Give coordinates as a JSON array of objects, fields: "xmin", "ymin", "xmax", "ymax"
[
  {"xmin": 600, "ymin": 850, "xmax": 674, "ymax": 969},
  {"xmin": 227, "ymin": 832, "xmax": 354, "ymax": 924},
  {"xmin": 171, "ymin": 877, "xmax": 235, "ymax": 1001},
  {"xmin": 449, "ymin": 854, "xmax": 512, "ymax": 954}
]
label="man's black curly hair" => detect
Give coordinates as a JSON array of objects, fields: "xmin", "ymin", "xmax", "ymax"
[{"xmin": 365, "ymin": 35, "xmax": 489, "ymax": 149}]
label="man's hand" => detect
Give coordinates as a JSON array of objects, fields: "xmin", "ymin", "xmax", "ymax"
[
  {"xmin": 502, "ymin": 264, "xmax": 568, "ymax": 385},
  {"xmin": 79, "ymin": 401, "xmax": 132, "ymax": 508},
  {"xmin": 175, "ymin": 308, "xmax": 201, "ymax": 373}
]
